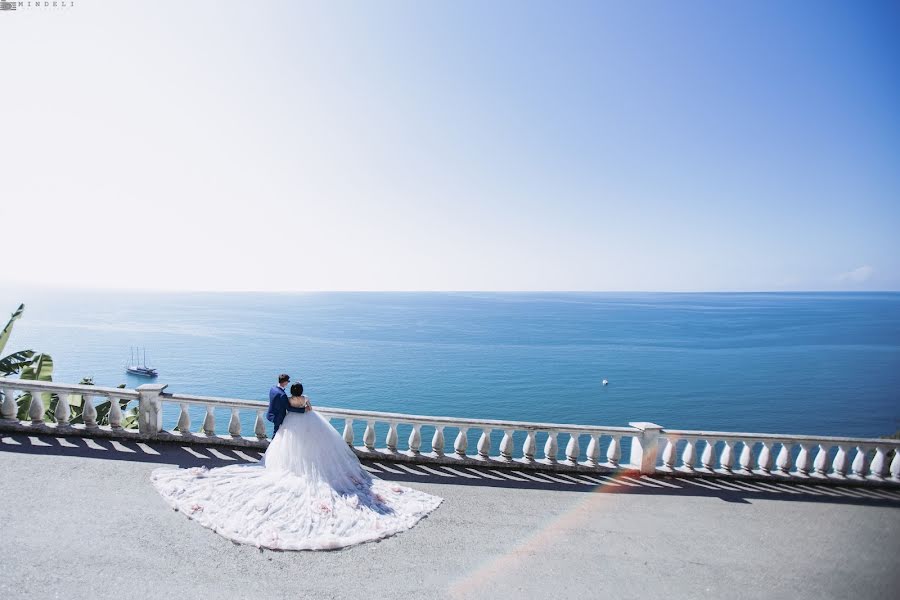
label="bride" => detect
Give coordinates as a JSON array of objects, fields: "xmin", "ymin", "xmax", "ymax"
[{"xmin": 151, "ymin": 383, "xmax": 442, "ymax": 550}]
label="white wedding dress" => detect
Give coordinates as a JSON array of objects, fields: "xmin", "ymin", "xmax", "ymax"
[{"xmin": 151, "ymin": 403, "xmax": 442, "ymax": 550}]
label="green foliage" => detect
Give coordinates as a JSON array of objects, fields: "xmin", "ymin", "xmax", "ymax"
[{"xmin": 0, "ymin": 303, "xmax": 24, "ymax": 357}]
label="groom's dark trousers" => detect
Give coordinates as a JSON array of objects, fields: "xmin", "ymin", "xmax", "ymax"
[{"xmin": 267, "ymin": 385, "xmax": 288, "ymax": 434}]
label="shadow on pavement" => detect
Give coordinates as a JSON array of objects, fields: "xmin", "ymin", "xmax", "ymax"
[{"xmin": 3, "ymin": 432, "xmax": 899, "ymax": 508}]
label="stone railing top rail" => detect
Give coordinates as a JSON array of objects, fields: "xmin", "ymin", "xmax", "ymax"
[
  {"xmin": 661, "ymin": 428, "xmax": 900, "ymax": 447},
  {"xmin": 0, "ymin": 378, "xmax": 141, "ymax": 399},
  {"xmin": 162, "ymin": 391, "xmax": 637, "ymax": 434}
]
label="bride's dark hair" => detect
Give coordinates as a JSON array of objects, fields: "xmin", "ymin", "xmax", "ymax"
[{"xmin": 290, "ymin": 382, "xmax": 304, "ymax": 396}]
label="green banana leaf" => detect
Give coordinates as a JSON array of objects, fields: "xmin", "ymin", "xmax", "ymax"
[
  {"xmin": 0, "ymin": 349, "xmax": 34, "ymax": 376},
  {"xmin": 0, "ymin": 304, "xmax": 24, "ymax": 357},
  {"xmin": 16, "ymin": 353, "xmax": 54, "ymax": 421}
]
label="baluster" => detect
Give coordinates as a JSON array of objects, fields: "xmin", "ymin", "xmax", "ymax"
[
  {"xmin": 758, "ymin": 441, "xmax": 774, "ymax": 474},
  {"xmin": 54, "ymin": 394, "xmax": 71, "ymax": 427},
  {"xmin": 82, "ymin": 395, "xmax": 97, "ymax": 429},
  {"xmin": 661, "ymin": 437, "xmax": 677, "ymax": 470},
  {"xmin": 867, "ymin": 446, "xmax": 886, "ymax": 481},
  {"xmin": 432, "ymin": 426, "xmax": 445, "ymax": 457},
  {"xmin": 565, "ymin": 432, "xmax": 580, "ymax": 465},
  {"xmin": 522, "ymin": 431, "xmax": 537, "ymax": 463},
  {"xmin": 851, "ymin": 445, "xmax": 869, "ymax": 479},
  {"xmin": 794, "ymin": 443, "xmax": 811, "ymax": 477},
  {"xmin": 720, "ymin": 440, "xmax": 734, "ymax": 473},
  {"xmin": 701, "ymin": 439, "xmax": 718, "ymax": 471},
  {"xmin": 890, "ymin": 448, "xmax": 900, "ymax": 482},
  {"xmin": 109, "ymin": 397, "xmax": 123, "ymax": 430},
  {"xmin": 832, "ymin": 445, "xmax": 849, "ymax": 479},
  {"xmin": 343, "ymin": 419, "xmax": 354, "ymax": 446},
  {"xmin": 812, "ymin": 444, "xmax": 829, "ymax": 478},
  {"xmin": 606, "ymin": 434, "xmax": 621, "ymax": 467},
  {"xmin": 544, "ymin": 431, "xmax": 558, "ymax": 464},
  {"xmin": 254, "ymin": 410, "xmax": 267, "ymax": 439},
  {"xmin": 1, "ymin": 388, "xmax": 16, "ymax": 421},
  {"xmin": 738, "ymin": 441, "xmax": 754, "ymax": 474},
  {"xmin": 176, "ymin": 404, "xmax": 191, "ymax": 433},
  {"xmin": 363, "ymin": 421, "xmax": 376, "ymax": 451},
  {"xmin": 201, "ymin": 406, "xmax": 215, "ymax": 436},
  {"xmin": 585, "ymin": 434, "xmax": 600, "ymax": 467},
  {"xmin": 228, "ymin": 408, "xmax": 242, "ymax": 437},
  {"xmin": 408, "ymin": 424, "xmax": 422, "ymax": 455},
  {"xmin": 477, "ymin": 428, "xmax": 492, "ymax": 459},
  {"xmin": 681, "ymin": 438, "xmax": 696, "ymax": 472},
  {"xmin": 454, "ymin": 427, "xmax": 468, "ymax": 457},
  {"xmin": 386, "ymin": 422, "xmax": 398, "ymax": 453},
  {"xmin": 500, "ymin": 429, "xmax": 515, "ymax": 462},
  {"xmin": 775, "ymin": 443, "xmax": 791, "ymax": 476},
  {"xmin": 29, "ymin": 391, "xmax": 45, "ymax": 424}
]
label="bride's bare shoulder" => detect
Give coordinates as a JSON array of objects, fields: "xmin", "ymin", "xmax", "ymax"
[{"xmin": 288, "ymin": 395, "xmax": 308, "ymax": 408}]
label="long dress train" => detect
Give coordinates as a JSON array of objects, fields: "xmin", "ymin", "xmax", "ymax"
[{"xmin": 150, "ymin": 408, "xmax": 442, "ymax": 550}]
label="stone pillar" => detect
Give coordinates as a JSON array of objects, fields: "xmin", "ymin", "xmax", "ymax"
[
  {"xmin": 136, "ymin": 384, "xmax": 168, "ymax": 436},
  {"xmin": 628, "ymin": 422, "xmax": 663, "ymax": 475}
]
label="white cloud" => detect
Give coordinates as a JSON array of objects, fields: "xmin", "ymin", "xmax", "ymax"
[{"xmin": 837, "ymin": 265, "xmax": 874, "ymax": 283}]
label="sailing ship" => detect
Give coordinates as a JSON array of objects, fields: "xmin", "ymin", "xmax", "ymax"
[{"xmin": 126, "ymin": 347, "xmax": 158, "ymax": 377}]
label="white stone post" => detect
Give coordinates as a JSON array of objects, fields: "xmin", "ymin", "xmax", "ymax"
[
  {"xmin": 408, "ymin": 424, "xmax": 422, "ymax": 455},
  {"xmin": 890, "ymin": 449, "xmax": 900, "ymax": 482},
  {"xmin": 701, "ymin": 439, "xmax": 718, "ymax": 472},
  {"xmin": 343, "ymin": 419, "xmax": 354, "ymax": 446},
  {"xmin": 661, "ymin": 437, "xmax": 677, "ymax": 471},
  {"xmin": 477, "ymin": 428, "xmax": 492, "ymax": 459},
  {"xmin": 628, "ymin": 422, "xmax": 663, "ymax": 475},
  {"xmin": 175, "ymin": 404, "xmax": 191, "ymax": 433},
  {"xmin": 431, "ymin": 426, "xmax": 445, "ymax": 457},
  {"xmin": 758, "ymin": 441, "xmax": 774, "ymax": 474},
  {"xmin": 228, "ymin": 408, "xmax": 242, "ymax": 437},
  {"xmin": 254, "ymin": 410, "xmax": 267, "ymax": 439},
  {"xmin": 795, "ymin": 443, "xmax": 811, "ymax": 477},
  {"xmin": 851, "ymin": 446, "xmax": 868, "ymax": 479},
  {"xmin": 867, "ymin": 447, "xmax": 886, "ymax": 481},
  {"xmin": 363, "ymin": 421, "xmax": 376, "ymax": 451},
  {"xmin": 386, "ymin": 422, "xmax": 399, "ymax": 453},
  {"xmin": 500, "ymin": 429, "xmax": 515, "ymax": 462},
  {"xmin": 202, "ymin": 406, "xmax": 216, "ymax": 435},
  {"xmin": 108, "ymin": 398, "xmax": 123, "ymax": 430},
  {"xmin": 775, "ymin": 443, "xmax": 791, "ymax": 476},
  {"xmin": 136, "ymin": 384, "xmax": 167, "ymax": 436},
  {"xmin": 544, "ymin": 431, "xmax": 559, "ymax": 464},
  {"xmin": 82, "ymin": 395, "xmax": 98, "ymax": 430},
  {"xmin": 606, "ymin": 435, "xmax": 621, "ymax": 467},
  {"xmin": 832, "ymin": 445, "xmax": 849, "ymax": 479},
  {"xmin": 454, "ymin": 427, "xmax": 468, "ymax": 457},
  {"xmin": 54, "ymin": 394, "xmax": 71, "ymax": 427},
  {"xmin": 720, "ymin": 440, "xmax": 734, "ymax": 473},
  {"xmin": 28, "ymin": 391, "xmax": 45, "ymax": 424},
  {"xmin": 564, "ymin": 432, "xmax": 580, "ymax": 465},
  {"xmin": 739, "ymin": 441, "xmax": 754, "ymax": 475},
  {"xmin": 523, "ymin": 431, "xmax": 537, "ymax": 463},
  {"xmin": 681, "ymin": 439, "xmax": 696, "ymax": 472},
  {"xmin": 586, "ymin": 435, "xmax": 600, "ymax": 467},
  {"xmin": 0, "ymin": 387, "xmax": 16, "ymax": 421},
  {"xmin": 812, "ymin": 444, "xmax": 828, "ymax": 478}
]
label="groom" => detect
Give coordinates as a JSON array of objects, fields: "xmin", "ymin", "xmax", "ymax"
[{"xmin": 267, "ymin": 373, "xmax": 291, "ymax": 434}]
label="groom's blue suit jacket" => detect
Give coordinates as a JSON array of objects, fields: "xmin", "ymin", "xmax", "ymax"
[{"xmin": 267, "ymin": 385, "xmax": 306, "ymax": 433}]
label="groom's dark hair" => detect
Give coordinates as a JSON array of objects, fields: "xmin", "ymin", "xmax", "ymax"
[
  {"xmin": 290, "ymin": 383, "xmax": 304, "ymax": 396},
  {"xmin": 278, "ymin": 374, "xmax": 290, "ymax": 384}
]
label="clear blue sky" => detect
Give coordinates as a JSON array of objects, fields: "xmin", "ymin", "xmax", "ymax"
[{"xmin": 2, "ymin": 0, "xmax": 898, "ymax": 291}]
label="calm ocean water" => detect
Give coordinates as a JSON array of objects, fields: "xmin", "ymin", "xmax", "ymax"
[{"xmin": 2, "ymin": 290, "xmax": 899, "ymax": 441}]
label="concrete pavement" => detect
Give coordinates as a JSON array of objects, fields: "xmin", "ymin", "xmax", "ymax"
[{"xmin": 1, "ymin": 433, "xmax": 898, "ymax": 599}]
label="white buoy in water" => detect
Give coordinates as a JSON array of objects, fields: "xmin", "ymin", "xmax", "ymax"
[{"xmin": 602, "ymin": 379, "xmax": 609, "ymax": 386}]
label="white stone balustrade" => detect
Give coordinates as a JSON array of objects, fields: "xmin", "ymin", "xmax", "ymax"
[
  {"xmin": 658, "ymin": 429, "xmax": 900, "ymax": 483},
  {"xmin": 1, "ymin": 378, "xmax": 899, "ymax": 487}
]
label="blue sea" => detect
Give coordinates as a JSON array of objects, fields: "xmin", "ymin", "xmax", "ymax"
[{"xmin": 2, "ymin": 290, "xmax": 899, "ymax": 440}]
